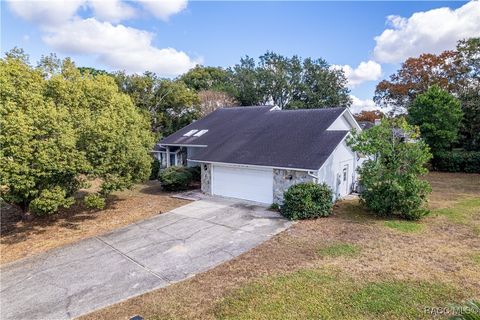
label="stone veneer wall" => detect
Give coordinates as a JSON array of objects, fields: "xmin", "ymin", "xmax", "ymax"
[
  {"xmin": 201, "ymin": 163, "xmax": 212, "ymax": 194},
  {"xmin": 273, "ymin": 169, "xmax": 315, "ymax": 204}
]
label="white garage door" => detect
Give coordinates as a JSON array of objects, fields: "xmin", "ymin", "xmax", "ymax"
[{"xmin": 212, "ymin": 165, "xmax": 273, "ymax": 204}]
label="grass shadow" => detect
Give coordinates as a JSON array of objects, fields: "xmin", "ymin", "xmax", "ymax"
[{"xmin": 332, "ymin": 199, "xmax": 380, "ymax": 225}]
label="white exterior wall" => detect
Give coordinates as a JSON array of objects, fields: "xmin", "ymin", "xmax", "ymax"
[
  {"xmin": 327, "ymin": 114, "xmax": 351, "ymax": 130},
  {"xmin": 317, "ymin": 138, "xmax": 358, "ymax": 200}
]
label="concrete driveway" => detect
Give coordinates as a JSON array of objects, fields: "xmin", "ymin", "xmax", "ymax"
[{"xmin": 0, "ymin": 197, "xmax": 291, "ymax": 320}]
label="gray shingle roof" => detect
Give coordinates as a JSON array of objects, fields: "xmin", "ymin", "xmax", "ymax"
[{"xmin": 160, "ymin": 106, "xmax": 349, "ymax": 170}]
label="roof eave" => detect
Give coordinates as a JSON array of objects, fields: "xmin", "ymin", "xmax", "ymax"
[{"xmin": 187, "ymin": 159, "xmax": 319, "ymax": 172}]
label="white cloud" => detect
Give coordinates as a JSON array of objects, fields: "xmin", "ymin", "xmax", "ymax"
[
  {"xmin": 7, "ymin": 0, "xmax": 188, "ymax": 23},
  {"xmin": 333, "ymin": 60, "xmax": 382, "ymax": 88},
  {"xmin": 43, "ymin": 18, "xmax": 199, "ymax": 76},
  {"xmin": 349, "ymin": 95, "xmax": 379, "ymax": 114},
  {"xmin": 8, "ymin": 0, "xmax": 196, "ymax": 76},
  {"xmin": 139, "ymin": 0, "xmax": 188, "ymax": 21},
  {"xmin": 374, "ymin": 1, "xmax": 480, "ymax": 63},
  {"xmin": 89, "ymin": 0, "xmax": 137, "ymax": 23},
  {"xmin": 8, "ymin": 0, "xmax": 84, "ymax": 27}
]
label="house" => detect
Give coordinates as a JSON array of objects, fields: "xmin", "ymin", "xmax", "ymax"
[
  {"xmin": 357, "ymin": 120, "xmax": 375, "ymax": 130},
  {"xmin": 153, "ymin": 106, "xmax": 362, "ymax": 204}
]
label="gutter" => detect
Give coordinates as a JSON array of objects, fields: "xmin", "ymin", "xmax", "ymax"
[{"xmin": 186, "ymin": 159, "xmax": 317, "ymax": 172}]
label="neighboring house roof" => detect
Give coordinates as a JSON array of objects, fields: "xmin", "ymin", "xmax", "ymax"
[
  {"xmin": 160, "ymin": 106, "xmax": 351, "ymax": 171},
  {"xmin": 357, "ymin": 121, "xmax": 374, "ymax": 130},
  {"xmin": 152, "ymin": 144, "xmax": 166, "ymax": 152},
  {"xmin": 152, "ymin": 144, "xmax": 180, "ymax": 153}
]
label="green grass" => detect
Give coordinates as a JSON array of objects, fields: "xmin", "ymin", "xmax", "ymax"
[
  {"xmin": 317, "ymin": 243, "xmax": 360, "ymax": 258},
  {"xmin": 434, "ymin": 197, "xmax": 480, "ymax": 234},
  {"xmin": 384, "ymin": 220, "xmax": 424, "ymax": 233},
  {"xmin": 215, "ymin": 269, "xmax": 461, "ymax": 320},
  {"xmin": 472, "ymin": 253, "xmax": 480, "ymax": 265}
]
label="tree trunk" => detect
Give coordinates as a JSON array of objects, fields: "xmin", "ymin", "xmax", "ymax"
[{"xmin": 19, "ymin": 202, "xmax": 34, "ymax": 221}]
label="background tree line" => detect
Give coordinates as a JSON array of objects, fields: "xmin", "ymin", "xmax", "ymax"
[{"xmin": 375, "ymin": 37, "xmax": 479, "ymax": 153}]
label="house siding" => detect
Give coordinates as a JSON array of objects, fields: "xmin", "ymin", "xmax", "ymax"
[
  {"xmin": 318, "ymin": 139, "xmax": 357, "ymax": 199},
  {"xmin": 273, "ymin": 169, "xmax": 314, "ymax": 204}
]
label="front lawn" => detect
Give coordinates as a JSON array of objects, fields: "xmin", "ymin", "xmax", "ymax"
[
  {"xmin": 0, "ymin": 180, "xmax": 190, "ymax": 265},
  {"xmin": 216, "ymin": 269, "xmax": 459, "ymax": 320},
  {"xmin": 80, "ymin": 172, "xmax": 480, "ymax": 320}
]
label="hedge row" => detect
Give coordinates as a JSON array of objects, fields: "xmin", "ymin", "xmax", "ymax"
[{"xmin": 431, "ymin": 151, "xmax": 480, "ymax": 173}]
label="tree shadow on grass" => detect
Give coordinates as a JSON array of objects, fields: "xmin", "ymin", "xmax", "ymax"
[
  {"xmin": 332, "ymin": 199, "xmax": 379, "ymax": 225},
  {"xmin": 137, "ymin": 180, "xmax": 165, "ymax": 195}
]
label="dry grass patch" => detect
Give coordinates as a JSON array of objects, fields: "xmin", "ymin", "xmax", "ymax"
[
  {"xmin": 0, "ymin": 180, "xmax": 189, "ymax": 265},
  {"xmin": 80, "ymin": 172, "xmax": 480, "ymax": 320}
]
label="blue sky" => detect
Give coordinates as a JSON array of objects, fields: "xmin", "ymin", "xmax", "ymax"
[{"xmin": 2, "ymin": 0, "xmax": 478, "ymax": 112}]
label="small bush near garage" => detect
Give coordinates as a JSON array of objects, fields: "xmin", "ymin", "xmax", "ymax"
[
  {"xmin": 84, "ymin": 194, "xmax": 106, "ymax": 210},
  {"xmin": 188, "ymin": 166, "xmax": 201, "ymax": 182},
  {"xmin": 281, "ymin": 182, "xmax": 333, "ymax": 220},
  {"xmin": 149, "ymin": 159, "xmax": 161, "ymax": 180},
  {"xmin": 158, "ymin": 166, "xmax": 193, "ymax": 191}
]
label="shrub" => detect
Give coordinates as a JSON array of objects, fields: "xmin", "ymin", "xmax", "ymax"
[
  {"xmin": 348, "ymin": 118, "xmax": 432, "ymax": 221},
  {"xmin": 149, "ymin": 159, "xmax": 161, "ymax": 180},
  {"xmin": 29, "ymin": 187, "xmax": 75, "ymax": 216},
  {"xmin": 188, "ymin": 166, "xmax": 201, "ymax": 182},
  {"xmin": 432, "ymin": 151, "xmax": 480, "ymax": 173},
  {"xmin": 84, "ymin": 194, "xmax": 106, "ymax": 210},
  {"xmin": 158, "ymin": 166, "xmax": 193, "ymax": 191},
  {"xmin": 281, "ymin": 182, "xmax": 333, "ymax": 220},
  {"xmin": 360, "ymin": 177, "xmax": 431, "ymax": 220},
  {"xmin": 269, "ymin": 203, "xmax": 280, "ymax": 211}
]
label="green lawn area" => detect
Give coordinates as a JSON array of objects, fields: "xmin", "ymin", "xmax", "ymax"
[
  {"xmin": 434, "ymin": 197, "xmax": 480, "ymax": 235},
  {"xmin": 384, "ymin": 220, "xmax": 424, "ymax": 233},
  {"xmin": 317, "ymin": 243, "xmax": 361, "ymax": 257},
  {"xmin": 215, "ymin": 269, "xmax": 460, "ymax": 320}
]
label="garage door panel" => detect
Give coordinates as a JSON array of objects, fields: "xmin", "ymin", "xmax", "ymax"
[{"xmin": 212, "ymin": 165, "xmax": 273, "ymax": 204}]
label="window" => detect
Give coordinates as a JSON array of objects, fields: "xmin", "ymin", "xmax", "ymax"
[
  {"xmin": 183, "ymin": 130, "xmax": 198, "ymax": 137},
  {"xmin": 194, "ymin": 129, "xmax": 208, "ymax": 137},
  {"xmin": 343, "ymin": 168, "xmax": 347, "ymax": 181}
]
